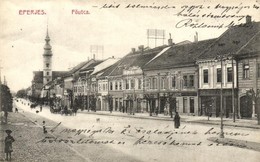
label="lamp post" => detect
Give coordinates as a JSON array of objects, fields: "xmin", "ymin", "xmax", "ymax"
[
  {"xmin": 216, "ymin": 55, "xmax": 225, "ymax": 138},
  {"xmin": 231, "ymin": 55, "xmax": 235, "ymax": 123}
]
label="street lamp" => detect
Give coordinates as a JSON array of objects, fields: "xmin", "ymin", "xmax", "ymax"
[{"xmin": 215, "ymin": 55, "xmax": 225, "ymax": 138}]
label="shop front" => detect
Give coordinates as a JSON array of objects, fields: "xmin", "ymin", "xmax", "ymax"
[{"xmin": 198, "ymin": 89, "xmax": 237, "ymax": 118}]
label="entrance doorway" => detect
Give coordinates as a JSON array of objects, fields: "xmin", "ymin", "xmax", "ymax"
[{"xmin": 240, "ymin": 96, "xmax": 252, "ymax": 118}]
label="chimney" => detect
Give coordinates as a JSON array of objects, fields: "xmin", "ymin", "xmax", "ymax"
[
  {"xmin": 87, "ymin": 56, "xmax": 89, "ymax": 61},
  {"xmin": 246, "ymin": 15, "xmax": 252, "ymax": 24},
  {"xmin": 168, "ymin": 33, "xmax": 173, "ymax": 45},
  {"xmin": 111, "ymin": 56, "xmax": 114, "ymax": 59},
  {"xmin": 194, "ymin": 32, "xmax": 198, "ymax": 42},
  {"xmin": 93, "ymin": 54, "xmax": 95, "ymax": 60},
  {"xmin": 131, "ymin": 48, "xmax": 136, "ymax": 53},
  {"xmin": 138, "ymin": 45, "xmax": 144, "ymax": 51}
]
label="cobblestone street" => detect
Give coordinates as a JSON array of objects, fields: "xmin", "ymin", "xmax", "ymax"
[
  {"xmin": 0, "ymin": 109, "xmax": 141, "ymax": 162},
  {"xmin": 0, "ymin": 99, "xmax": 259, "ymax": 162}
]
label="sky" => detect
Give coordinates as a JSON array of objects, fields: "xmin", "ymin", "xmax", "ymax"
[{"xmin": 0, "ymin": 0, "xmax": 259, "ymax": 92}]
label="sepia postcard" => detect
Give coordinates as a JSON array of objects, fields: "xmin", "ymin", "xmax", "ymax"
[{"xmin": 0, "ymin": 0, "xmax": 260, "ymax": 162}]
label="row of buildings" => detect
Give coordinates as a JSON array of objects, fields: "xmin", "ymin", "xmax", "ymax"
[{"xmin": 30, "ymin": 16, "xmax": 260, "ymax": 118}]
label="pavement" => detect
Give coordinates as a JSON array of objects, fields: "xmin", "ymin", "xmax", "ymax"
[
  {"xmin": 79, "ymin": 110, "xmax": 260, "ymax": 129},
  {"xmin": 0, "ymin": 99, "xmax": 259, "ymax": 162}
]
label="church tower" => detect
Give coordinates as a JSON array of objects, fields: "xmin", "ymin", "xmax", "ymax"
[{"xmin": 43, "ymin": 27, "xmax": 53, "ymax": 85}]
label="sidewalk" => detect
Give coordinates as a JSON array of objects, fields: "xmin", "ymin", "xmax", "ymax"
[
  {"xmin": 0, "ymin": 112, "xmax": 87, "ymax": 162},
  {"xmin": 79, "ymin": 110, "xmax": 260, "ymax": 129}
]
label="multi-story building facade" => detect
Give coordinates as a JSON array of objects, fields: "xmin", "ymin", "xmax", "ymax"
[
  {"xmin": 103, "ymin": 45, "xmax": 168, "ymax": 114},
  {"xmin": 143, "ymin": 39, "xmax": 215, "ymax": 116},
  {"xmin": 197, "ymin": 16, "xmax": 259, "ymax": 118}
]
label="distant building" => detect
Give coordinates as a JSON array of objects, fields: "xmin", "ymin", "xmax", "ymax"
[{"xmin": 31, "ymin": 28, "xmax": 66, "ymax": 100}]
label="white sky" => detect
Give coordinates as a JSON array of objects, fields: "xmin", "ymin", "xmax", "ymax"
[{"xmin": 0, "ymin": 0, "xmax": 259, "ymax": 92}]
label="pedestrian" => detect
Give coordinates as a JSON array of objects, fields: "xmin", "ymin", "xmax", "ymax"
[
  {"xmin": 43, "ymin": 121, "xmax": 47, "ymax": 134},
  {"xmin": 122, "ymin": 106, "xmax": 125, "ymax": 113},
  {"xmin": 5, "ymin": 129, "xmax": 15, "ymax": 161},
  {"xmin": 174, "ymin": 112, "xmax": 180, "ymax": 129},
  {"xmin": 155, "ymin": 106, "xmax": 159, "ymax": 116},
  {"xmin": 40, "ymin": 105, "xmax": 42, "ymax": 112},
  {"xmin": 15, "ymin": 108, "xmax": 18, "ymax": 113}
]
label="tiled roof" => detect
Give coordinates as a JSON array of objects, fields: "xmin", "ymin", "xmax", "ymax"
[
  {"xmin": 53, "ymin": 71, "xmax": 67, "ymax": 79},
  {"xmin": 108, "ymin": 45, "xmax": 168, "ymax": 76},
  {"xmin": 198, "ymin": 21, "xmax": 260, "ymax": 60},
  {"xmin": 64, "ymin": 61, "xmax": 90, "ymax": 77},
  {"xmin": 143, "ymin": 39, "xmax": 216, "ymax": 70},
  {"xmin": 79, "ymin": 60, "xmax": 104, "ymax": 72},
  {"xmin": 237, "ymin": 31, "xmax": 260, "ymax": 55},
  {"xmin": 99, "ymin": 60, "xmax": 121, "ymax": 78}
]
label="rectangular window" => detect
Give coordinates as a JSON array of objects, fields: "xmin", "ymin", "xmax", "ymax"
[
  {"xmin": 189, "ymin": 75, "xmax": 194, "ymax": 87},
  {"xmin": 217, "ymin": 68, "xmax": 222, "ymax": 83},
  {"xmin": 125, "ymin": 79, "xmax": 129, "ymax": 89},
  {"xmin": 172, "ymin": 76, "xmax": 176, "ymax": 88},
  {"xmin": 119, "ymin": 81, "xmax": 122, "ymax": 90},
  {"xmin": 227, "ymin": 67, "xmax": 232, "ymax": 82},
  {"xmin": 138, "ymin": 78, "xmax": 142, "ymax": 89},
  {"xmin": 103, "ymin": 84, "xmax": 105, "ymax": 91},
  {"xmin": 183, "ymin": 75, "xmax": 188, "ymax": 87},
  {"xmin": 161, "ymin": 77, "xmax": 165, "ymax": 89},
  {"xmin": 110, "ymin": 82, "xmax": 113, "ymax": 90},
  {"xmin": 131, "ymin": 79, "xmax": 135, "ymax": 89},
  {"xmin": 115, "ymin": 82, "xmax": 118, "ymax": 90},
  {"xmin": 46, "ymin": 63, "xmax": 49, "ymax": 68},
  {"xmin": 46, "ymin": 72, "xmax": 49, "ymax": 76},
  {"xmin": 243, "ymin": 64, "xmax": 250, "ymax": 79},
  {"xmin": 153, "ymin": 78, "xmax": 157, "ymax": 89},
  {"xmin": 203, "ymin": 69, "xmax": 208, "ymax": 83}
]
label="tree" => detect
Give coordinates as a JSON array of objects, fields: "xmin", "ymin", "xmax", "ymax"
[
  {"xmin": 16, "ymin": 89, "xmax": 27, "ymax": 98},
  {"xmin": 144, "ymin": 94, "xmax": 154, "ymax": 116},
  {"xmin": 1, "ymin": 84, "xmax": 13, "ymax": 112},
  {"xmin": 247, "ymin": 88, "xmax": 260, "ymax": 125}
]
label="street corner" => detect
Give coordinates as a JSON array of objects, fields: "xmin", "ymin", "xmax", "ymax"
[{"xmin": 207, "ymin": 137, "xmax": 260, "ymax": 152}]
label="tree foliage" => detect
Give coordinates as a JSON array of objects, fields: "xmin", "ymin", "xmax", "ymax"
[
  {"xmin": 16, "ymin": 89, "xmax": 27, "ymax": 98},
  {"xmin": 1, "ymin": 84, "xmax": 13, "ymax": 112}
]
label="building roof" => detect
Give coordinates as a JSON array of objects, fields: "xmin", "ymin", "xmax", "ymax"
[
  {"xmin": 107, "ymin": 45, "xmax": 168, "ymax": 76},
  {"xmin": 143, "ymin": 39, "xmax": 216, "ymax": 70},
  {"xmin": 79, "ymin": 60, "xmax": 104, "ymax": 72},
  {"xmin": 32, "ymin": 71, "xmax": 67, "ymax": 84},
  {"xmin": 198, "ymin": 21, "xmax": 260, "ymax": 60},
  {"xmin": 91, "ymin": 58, "xmax": 120, "ymax": 75}
]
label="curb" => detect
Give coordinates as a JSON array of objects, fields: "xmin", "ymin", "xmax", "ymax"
[
  {"xmin": 208, "ymin": 137, "xmax": 260, "ymax": 152},
  {"xmin": 83, "ymin": 112, "xmax": 260, "ymax": 129}
]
